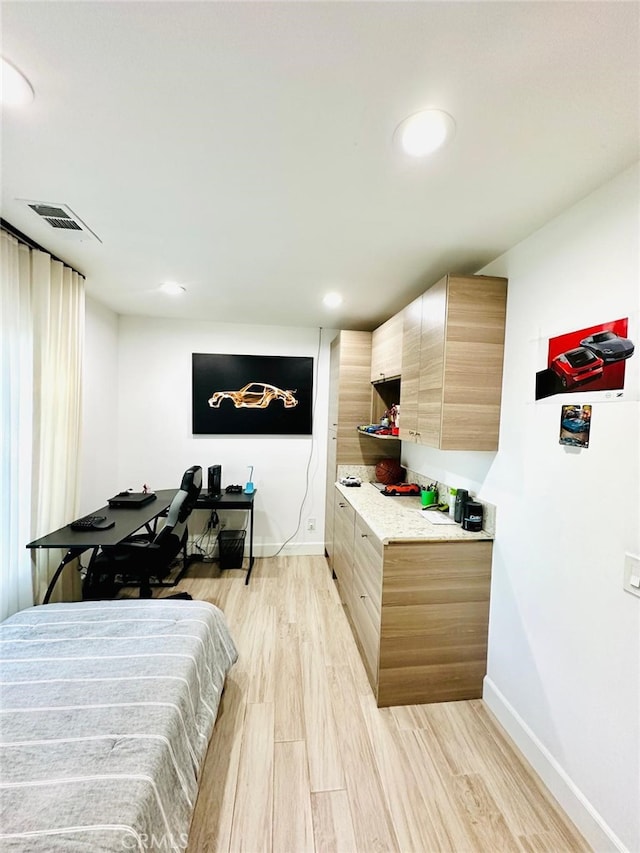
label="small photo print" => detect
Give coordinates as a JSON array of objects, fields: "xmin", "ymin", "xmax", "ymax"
[{"xmin": 559, "ymin": 404, "xmax": 592, "ymax": 448}]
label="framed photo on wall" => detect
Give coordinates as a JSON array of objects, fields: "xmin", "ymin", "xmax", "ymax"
[
  {"xmin": 535, "ymin": 316, "xmax": 635, "ymax": 401},
  {"xmin": 192, "ymin": 353, "xmax": 313, "ymax": 435}
]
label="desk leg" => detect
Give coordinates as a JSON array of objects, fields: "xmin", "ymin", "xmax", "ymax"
[
  {"xmin": 245, "ymin": 503, "xmax": 255, "ymax": 585},
  {"xmin": 42, "ymin": 547, "xmax": 91, "ymax": 605}
]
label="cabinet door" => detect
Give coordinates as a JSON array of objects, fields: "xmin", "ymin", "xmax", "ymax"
[
  {"xmin": 334, "ymin": 332, "xmax": 378, "ymax": 466},
  {"xmin": 332, "ymin": 491, "xmax": 355, "ymax": 603},
  {"xmin": 371, "ymin": 313, "xmax": 403, "ymax": 382},
  {"xmin": 378, "ymin": 540, "xmax": 492, "ymax": 707},
  {"xmin": 439, "ymin": 275, "xmax": 507, "ymax": 450},
  {"xmin": 416, "ymin": 277, "xmax": 447, "ymax": 447},
  {"xmin": 351, "ymin": 515, "xmax": 383, "ymax": 687},
  {"xmin": 399, "ymin": 297, "xmax": 422, "ymax": 441},
  {"xmin": 324, "ymin": 428, "xmax": 338, "ymax": 564}
]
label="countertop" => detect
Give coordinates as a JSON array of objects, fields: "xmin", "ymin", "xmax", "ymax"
[{"xmin": 335, "ymin": 482, "xmax": 493, "ymax": 545}]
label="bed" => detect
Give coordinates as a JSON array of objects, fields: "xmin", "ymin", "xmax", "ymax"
[{"xmin": 0, "ymin": 598, "xmax": 238, "ymax": 852}]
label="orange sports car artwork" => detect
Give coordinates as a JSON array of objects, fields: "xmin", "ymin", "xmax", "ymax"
[{"xmin": 208, "ymin": 382, "xmax": 298, "ymax": 409}]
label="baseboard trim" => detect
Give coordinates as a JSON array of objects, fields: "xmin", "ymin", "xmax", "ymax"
[
  {"xmin": 483, "ymin": 676, "xmax": 627, "ymax": 852},
  {"xmin": 255, "ymin": 542, "xmax": 326, "ymax": 558},
  {"xmin": 187, "ymin": 536, "xmax": 325, "ymax": 560}
]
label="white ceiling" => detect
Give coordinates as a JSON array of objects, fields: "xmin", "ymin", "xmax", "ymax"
[{"xmin": 2, "ymin": 1, "xmax": 639, "ymax": 331}]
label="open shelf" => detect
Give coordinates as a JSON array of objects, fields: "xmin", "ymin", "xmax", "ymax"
[{"xmin": 357, "ymin": 427, "xmax": 400, "ymax": 440}]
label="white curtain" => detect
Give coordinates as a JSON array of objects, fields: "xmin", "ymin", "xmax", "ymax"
[
  {"xmin": 0, "ymin": 230, "xmax": 85, "ymax": 619},
  {"xmin": 0, "ymin": 231, "xmax": 34, "ymax": 621}
]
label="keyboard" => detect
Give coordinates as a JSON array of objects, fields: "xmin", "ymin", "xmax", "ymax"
[{"xmin": 70, "ymin": 515, "xmax": 114, "ymax": 531}]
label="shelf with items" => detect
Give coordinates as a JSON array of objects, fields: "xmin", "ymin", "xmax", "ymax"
[
  {"xmin": 356, "ymin": 426, "xmax": 400, "ymax": 440},
  {"xmin": 359, "ymin": 376, "xmax": 401, "ymax": 438},
  {"xmin": 371, "ymin": 376, "xmax": 400, "ymax": 422}
]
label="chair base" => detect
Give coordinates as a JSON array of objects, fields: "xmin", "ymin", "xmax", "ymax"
[{"xmin": 83, "ymin": 546, "xmax": 197, "ymax": 600}]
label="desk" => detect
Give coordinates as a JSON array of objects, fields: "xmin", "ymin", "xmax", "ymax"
[
  {"xmin": 27, "ymin": 489, "xmax": 177, "ymax": 604},
  {"xmin": 195, "ymin": 490, "xmax": 256, "ymax": 584}
]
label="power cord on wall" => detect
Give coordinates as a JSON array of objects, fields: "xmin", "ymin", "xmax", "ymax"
[{"xmin": 269, "ymin": 325, "xmax": 322, "ymax": 558}]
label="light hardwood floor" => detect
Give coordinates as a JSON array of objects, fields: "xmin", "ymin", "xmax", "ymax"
[{"xmin": 147, "ymin": 555, "xmax": 590, "ymax": 853}]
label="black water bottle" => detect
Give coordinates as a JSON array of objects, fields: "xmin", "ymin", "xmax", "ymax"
[{"xmin": 454, "ymin": 489, "xmax": 469, "ymax": 523}]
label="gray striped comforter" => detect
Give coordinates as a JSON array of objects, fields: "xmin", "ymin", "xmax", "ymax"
[{"xmin": 0, "ymin": 599, "xmax": 238, "ymax": 852}]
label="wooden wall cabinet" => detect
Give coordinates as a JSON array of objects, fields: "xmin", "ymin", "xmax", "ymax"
[
  {"xmin": 325, "ymin": 331, "xmax": 381, "ymax": 564},
  {"xmin": 334, "ymin": 486, "xmax": 492, "ymax": 707},
  {"xmin": 370, "ymin": 312, "xmax": 403, "ymax": 383},
  {"xmin": 399, "ymin": 274, "xmax": 507, "ymax": 451}
]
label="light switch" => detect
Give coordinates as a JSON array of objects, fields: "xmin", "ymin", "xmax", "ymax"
[{"xmin": 623, "ymin": 553, "xmax": 640, "ymax": 598}]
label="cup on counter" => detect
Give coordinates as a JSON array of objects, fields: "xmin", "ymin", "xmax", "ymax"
[{"xmin": 421, "ymin": 488, "xmax": 436, "ymax": 507}]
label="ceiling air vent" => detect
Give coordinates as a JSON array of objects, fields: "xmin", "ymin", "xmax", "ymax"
[{"xmin": 19, "ymin": 200, "xmax": 102, "ymax": 243}]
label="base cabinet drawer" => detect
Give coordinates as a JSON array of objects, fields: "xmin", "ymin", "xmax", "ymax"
[
  {"xmin": 337, "ymin": 503, "xmax": 493, "ymax": 708},
  {"xmin": 350, "ymin": 593, "xmax": 380, "ymax": 687},
  {"xmin": 333, "ymin": 491, "xmax": 355, "ymax": 603}
]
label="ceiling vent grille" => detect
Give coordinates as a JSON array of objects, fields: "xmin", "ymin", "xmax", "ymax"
[{"xmin": 19, "ymin": 200, "xmax": 102, "ymax": 243}]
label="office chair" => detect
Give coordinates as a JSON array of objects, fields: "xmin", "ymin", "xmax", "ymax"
[{"xmin": 83, "ymin": 465, "xmax": 202, "ymax": 599}]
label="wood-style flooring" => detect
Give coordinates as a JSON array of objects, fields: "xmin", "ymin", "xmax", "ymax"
[{"xmin": 145, "ymin": 555, "xmax": 590, "ymax": 853}]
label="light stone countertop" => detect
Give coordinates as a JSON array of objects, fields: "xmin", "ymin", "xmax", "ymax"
[{"xmin": 335, "ymin": 482, "xmax": 493, "ymax": 545}]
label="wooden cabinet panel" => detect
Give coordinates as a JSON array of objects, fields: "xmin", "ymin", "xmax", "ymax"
[
  {"xmin": 382, "ymin": 541, "xmax": 492, "ymax": 606},
  {"xmin": 350, "ymin": 594, "xmax": 381, "ymax": 687},
  {"xmin": 333, "ymin": 493, "xmax": 355, "ymax": 603},
  {"xmin": 371, "ymin": 312, "xmax": 403, "ymax": 382},
  {"xmin": 399, "ymin": 274, "xmax": 507, "ymax": 450},
  {"xmin": 375, "ymin": 660, "xmax": 489, "ymax": 706},
  {"xmin": 439, "ymin": 275, "xmax": 507, "ymax": 450},
  {"xmin": 398, "ymin": 297, "xmax": 422, "ymax": 441},
  {"xmin": 338, "ymin": 496, "xmax": 493, "ymax": 708},
  {"xmin": 352, "ymin": 515, "xmax": 383, "ymax": 617},
  {"xmin": 324, "ymin": 428, "xmax": 338, "ymax": 562},
  {"xmin": 328, "ymin": 331, "xmax": 379, "ymax": 469},
  {"xmin": 325, "ymin": 331, "xmax": 383, "ymax": 567}
]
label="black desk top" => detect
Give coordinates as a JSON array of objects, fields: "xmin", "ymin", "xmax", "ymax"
[
  {"xmin": 195, "ymin": 490, "xmax": 256, "ymax": 510},
  {"xmin": 26, "ymin": 489, "xmax": 177, "ymax": 550}
]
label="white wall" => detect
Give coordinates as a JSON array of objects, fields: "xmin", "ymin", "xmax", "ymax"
[
  {"xmin": 79, "ymin": 296, "xmax": 119, "ymax": 514},
  {"xmin": 115, "ymin": 317, "xmax": 332, "ymax": 555},
  {"xmin": 80, "ymin": 167, "xmax": 639, "ymax": 849},
  {"xmin": 402, "ymin": 165, "xmax": 639, "ymax": 850}
]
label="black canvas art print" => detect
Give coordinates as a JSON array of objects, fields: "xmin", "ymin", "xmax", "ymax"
[{"xmin": 192, "ymin": 353, "xmax": 313, "ymax": 435}]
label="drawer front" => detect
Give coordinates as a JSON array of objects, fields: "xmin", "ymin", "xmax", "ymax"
[
  {"xmin": 333, "ymin": 491, "xmax": 355, "ymax": 597},
  {"xmin": 353, "ymin": 515, "xmax": 383, "ymax": 617},
  {"xmin": 350, "ymin": 592, "xmax": 380, "ymax": 687}
]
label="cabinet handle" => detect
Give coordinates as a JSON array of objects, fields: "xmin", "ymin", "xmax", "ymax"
[
  {"xmin": 360, "ymin": 594, "xmax": 367, "ymax": 599},
  {"xmin": 361, "ymin": 533, "xmax": 368, "ymax": 538},
  {"xmin": 338, "ymin": 502, "xmax": 346, "ymax": 508}
]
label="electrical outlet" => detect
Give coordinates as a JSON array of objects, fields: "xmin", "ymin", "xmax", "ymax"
[
  {"xmin": 306, "ymin": 518, "xmax": 316, "ymax": 532},
  {"xmin": 623, "ymin": 552, "xmax": 640, "ymax": 598}
]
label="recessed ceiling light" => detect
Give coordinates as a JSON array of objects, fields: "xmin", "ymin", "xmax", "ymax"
[
  {"xmin": 394, "ymin": 109, "xmax": 455, "ymax": 158},
  {"xmin": 323, "ymin": 292, "xmax": 343, "ymax": 308},
  {"xmin": 1, "ymin": 57, "xmax": 35, "ymax": 107},
  {"xmin": 159, "ymin": 282, "xmax": 186, "ymax": 296}
]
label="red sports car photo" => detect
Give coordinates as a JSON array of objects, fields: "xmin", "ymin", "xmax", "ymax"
[{"xmin": 550, "ymin": 347, "xmax": 604, "ymax": 389}]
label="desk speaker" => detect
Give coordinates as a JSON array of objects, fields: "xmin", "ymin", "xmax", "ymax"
[{"xmin": 208, "ymin": 465, "xmax": 222, "ymax": 497}]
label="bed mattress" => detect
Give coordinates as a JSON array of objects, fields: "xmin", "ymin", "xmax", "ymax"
[{"xmin": 0, "ymin": 598, "xmax": 238, "ymax": 852}]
